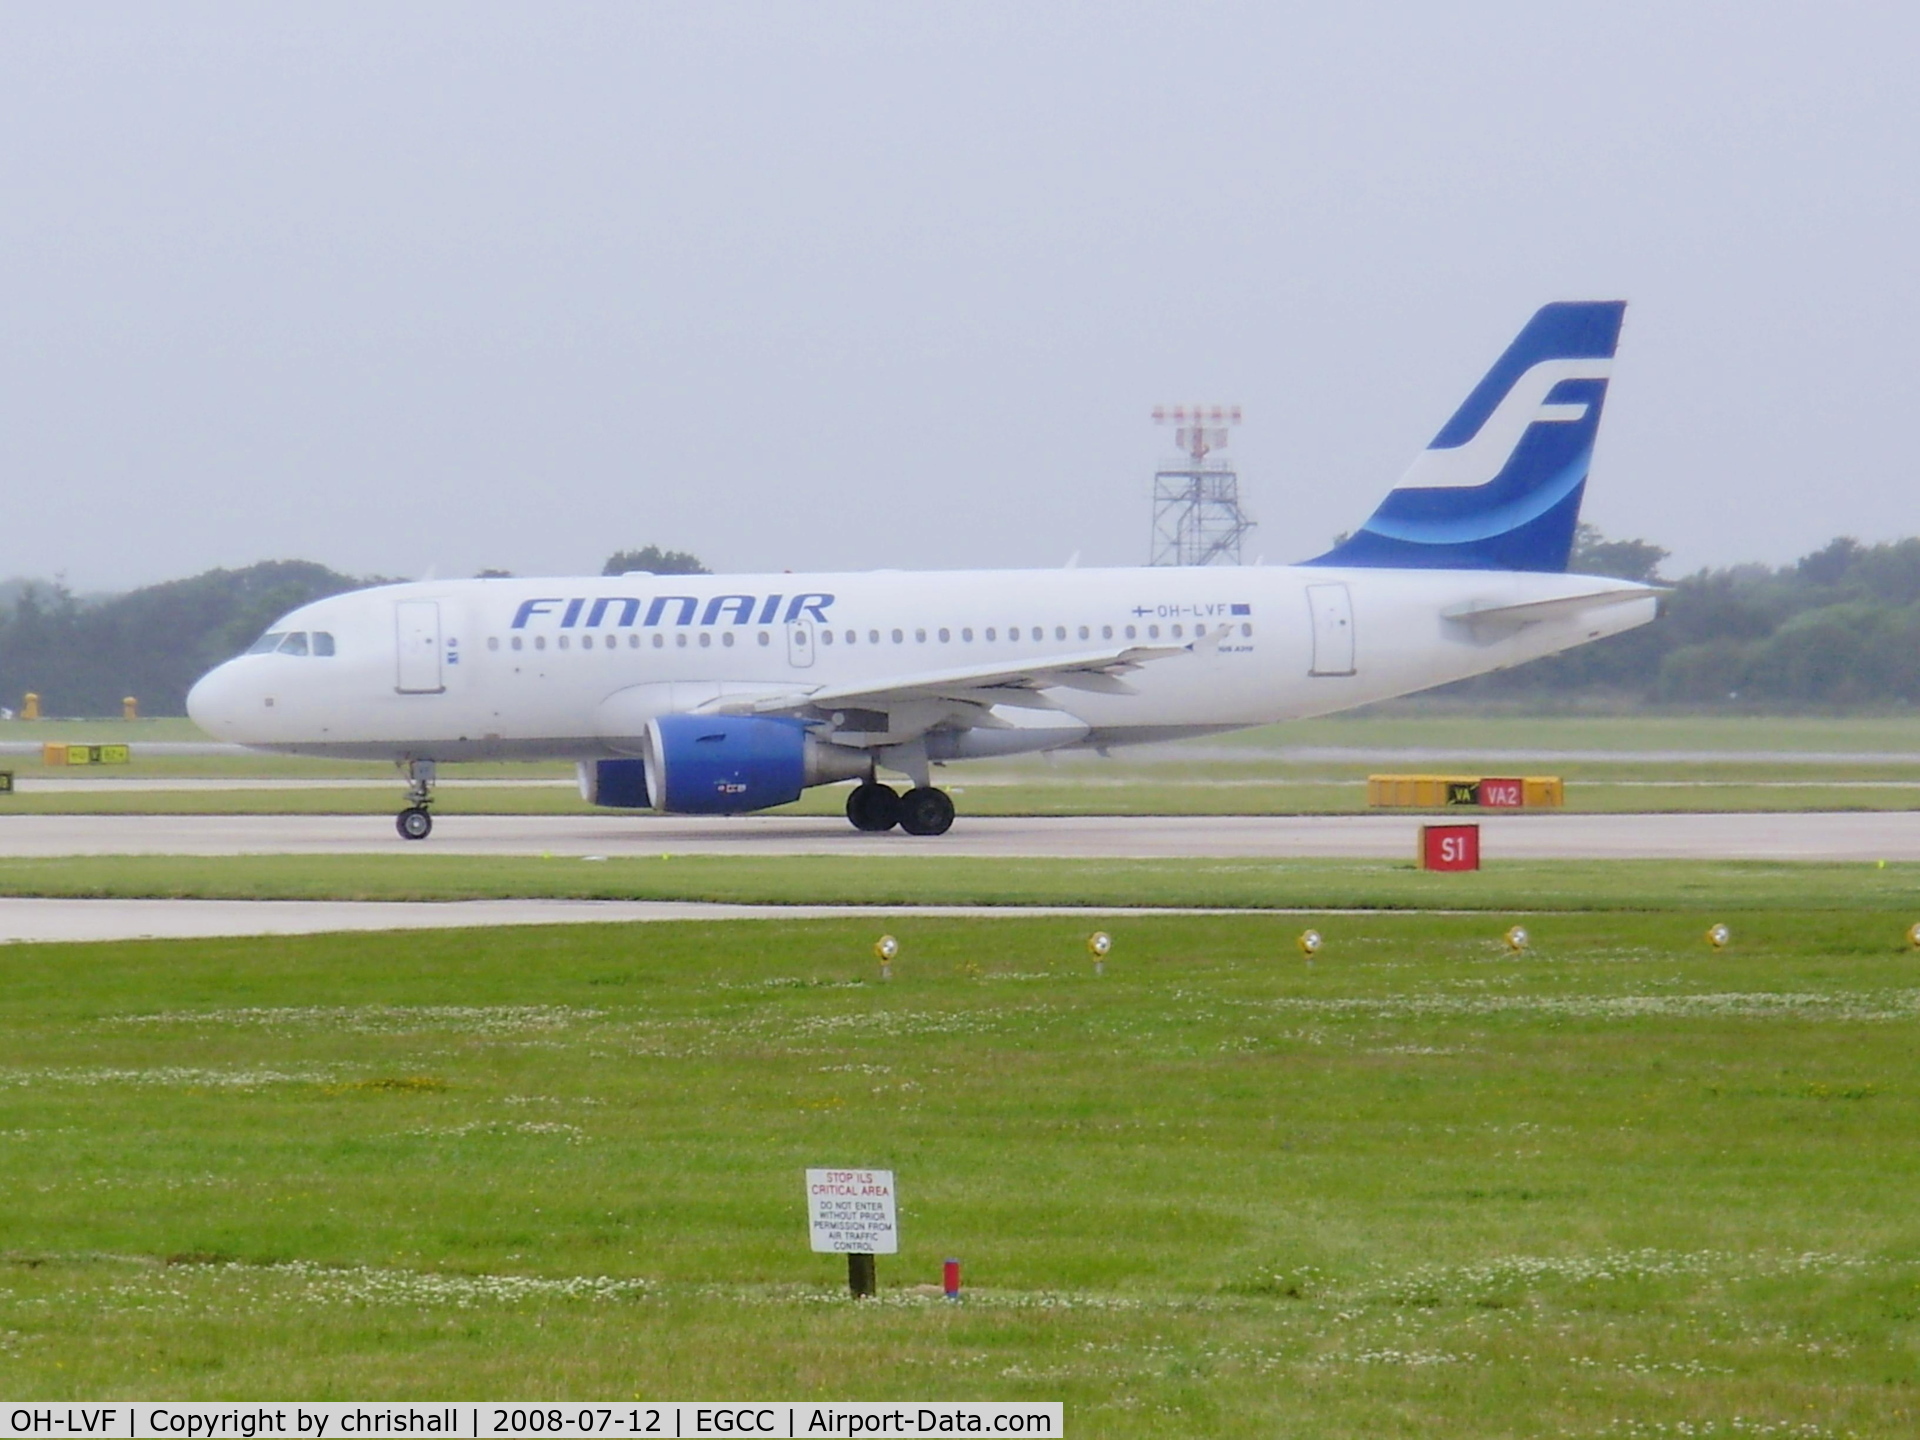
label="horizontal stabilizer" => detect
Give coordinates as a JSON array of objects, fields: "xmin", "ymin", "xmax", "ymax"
[{"xmin": 1442, "ymin": 585, "xmax": 1663, "ymax": 630}]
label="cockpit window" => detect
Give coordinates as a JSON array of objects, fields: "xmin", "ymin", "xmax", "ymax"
[{"xmin": 246, "ymin": 629, "xmax": 334, "ymax": 656}]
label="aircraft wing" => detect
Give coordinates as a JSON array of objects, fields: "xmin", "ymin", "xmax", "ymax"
[{"xmin": 698, "ymin": 643, "xmax": 1193, "ymax": 718}]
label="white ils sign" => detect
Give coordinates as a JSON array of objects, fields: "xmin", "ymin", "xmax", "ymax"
[{"xmin": 806, "ymin": 1168, "xmax": 898, "ymax": 1254}]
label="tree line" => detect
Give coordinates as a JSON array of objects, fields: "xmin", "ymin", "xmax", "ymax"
[
  {"xmin": 0, "ymin": 547, "xmax": 710, "ymax": 717},
  {"xmin": 0, "ymin": 561, "xmax": 371, "ymax": 717},
  {"xmin": 5, "ymin": 534, "xmax": 1920, "ymax": 716},
  {"xmin": 1447, "ymin": 527, "xmax": 1920, "ymax": 708}
]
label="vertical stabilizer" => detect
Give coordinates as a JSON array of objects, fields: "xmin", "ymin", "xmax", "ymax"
[{"xmin": 1308, "ymin": 301, "xmax": 1626, "ymax": 572}]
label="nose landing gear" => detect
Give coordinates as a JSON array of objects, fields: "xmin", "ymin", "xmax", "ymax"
[{"xmin": 396, "ymin": 760, "xmax": 436, "ymax": 841}]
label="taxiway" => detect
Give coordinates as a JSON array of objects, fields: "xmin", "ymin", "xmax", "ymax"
[{"xmin": 0, "ymin": 811, "xmax": 1913, "ymax": 861}]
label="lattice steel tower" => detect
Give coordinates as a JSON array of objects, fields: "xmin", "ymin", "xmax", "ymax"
[{"xmin": 1149, "ymin": 404, "xmax": 1255, "ymax": 566}]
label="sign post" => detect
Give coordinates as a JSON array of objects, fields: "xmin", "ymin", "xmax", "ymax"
[
  {"xmin": 42, "ymin": 743, "xmax": 131, "ymax": 767},
  {"xmin": 1418, "ymin": 822, "xmax": 1481, "ymax": 872},
  {"xmin": 1478, "ymin": 777, "xmax": 1524, "ymax": 807},
  {"xmin": 806, "ymin": 1168, "xmax": 898, "ymax": 1299}
]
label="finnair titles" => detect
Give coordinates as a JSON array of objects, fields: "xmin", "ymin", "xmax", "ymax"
[
  {"xmin": 503, "ymin": 593, "xmax": 1253, "ymax": 631},
  {"xmin": 188, "ymin": 301, "xmax": 1658, "ymax": 839}
]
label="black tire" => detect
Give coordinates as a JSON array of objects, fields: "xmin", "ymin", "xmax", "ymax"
[
  {"xmin": 396, "ymin": 807, "xmax": 434, "ymax": 841},
  {"xmin": 846, "ymin": 782, "xmax": 902, "ymax": 832},
  {"xmin": 898, "ymin": 786, "xmax": 955, "ymax": 837}
]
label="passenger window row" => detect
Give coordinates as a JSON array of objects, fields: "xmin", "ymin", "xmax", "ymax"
[{"xmin": 482, "ymin": 622, "xmax": 1255, "ymax": 653}]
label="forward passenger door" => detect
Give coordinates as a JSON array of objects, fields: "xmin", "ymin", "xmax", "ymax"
[{"xmin": 395, "ymin": 601, "xmax": 445, "ymax": 694}]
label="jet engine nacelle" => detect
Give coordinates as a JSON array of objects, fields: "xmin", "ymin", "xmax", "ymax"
[
  {"xmin": 576, "ymin": 758, "xmax": 651, "ymax": 808},
  {"xmin": 640, "ymin": 714, "xmax": 867, "ymax": 815}
]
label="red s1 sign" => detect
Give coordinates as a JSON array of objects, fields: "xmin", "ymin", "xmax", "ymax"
[{"xmin": 1420, "ymin": 823, "xmax": 1480, "ymax": 872}]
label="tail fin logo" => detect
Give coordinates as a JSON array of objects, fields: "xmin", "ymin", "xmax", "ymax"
[
  {"xmin": 1397, "ymin": 357, "xmax": 1612, "ymax": 492},
  {"xmin": 1304, "ymin": 299, "xmax": 1626, "ymax": 573}
]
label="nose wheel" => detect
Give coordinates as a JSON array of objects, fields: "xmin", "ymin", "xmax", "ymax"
[{"xmin": 396, "ymin": 759, "xmax": 436, "ymax": 841}]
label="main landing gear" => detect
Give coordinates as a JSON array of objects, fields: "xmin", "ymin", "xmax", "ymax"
[
  {"xmin": 396, "ymin": 760, "xmax": 435, "ymax": 841},
  {"xmin": 845, "ymin": 781, "xmax": 954, "ymax": 836}
]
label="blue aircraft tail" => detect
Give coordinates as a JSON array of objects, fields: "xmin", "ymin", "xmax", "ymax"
[{"xmin": 1307, "ymin": 300, "xmax": 1626, "ymax": 572}]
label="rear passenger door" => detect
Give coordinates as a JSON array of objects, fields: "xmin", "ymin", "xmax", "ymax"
[{"xmin": 1305, "ymin": 583, "xmax": 1356, "ymax": 677}]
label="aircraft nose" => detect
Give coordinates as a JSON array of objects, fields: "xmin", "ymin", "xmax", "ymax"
[{"xmin": 186, "ymin": 661, "xmax": 247, "ymax": 739}]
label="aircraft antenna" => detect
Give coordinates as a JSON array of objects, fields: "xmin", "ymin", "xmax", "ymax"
[{"xmin": 1149, "ymin": 404, "xmax": 1256, "ymax": 566}]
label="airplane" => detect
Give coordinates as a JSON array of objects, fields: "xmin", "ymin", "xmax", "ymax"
[{"xmin": 187, "ymin": 300, "xmax": 1658, "ymax": 840}]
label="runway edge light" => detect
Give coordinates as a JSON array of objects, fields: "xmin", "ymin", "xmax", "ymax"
[
  {"xmin": 1706, "ymin": 923, "xmax": 1731, "ymax": 950},
  {"xmin": 1088, "ymin": 931, "xmax": 1112, "ymax": 976},
  {"xmin": 1505, "ymin": 925, "xmax": 1529, "ymax": 954},
  {"xmin": 1298, "ymin": 929, "xmax": 1322, "ymax": 959},
  {"xmin": 874, "ymin": 934, "xmax": 899, "ymax": 981}
]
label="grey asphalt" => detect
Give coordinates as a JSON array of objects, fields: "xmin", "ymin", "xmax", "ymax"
[
  {"xmin": 2, "ymin": 810, "xmax": 1911, "ymax": 945},
  {"xmin": 0, "ymin": 897, "xmax": 1271, "ymax": 945},
  {"xmin": 15, "ymin": 777, "xmax": 574, "ymax": 792},
  {"xmin": 0, "ymin": 741, "xmax": 248, "ymax": 757},
  {"xmin": 6, "ymin": 741, "xmax": 1917, "ymax": 764},
  {"xmin": 1, "ymin": 811, "xmax": 1916, "ymax": 860},
  {"xmin": 1229, "ymin": 746, "xmax": 1920, "ymax": 766}
]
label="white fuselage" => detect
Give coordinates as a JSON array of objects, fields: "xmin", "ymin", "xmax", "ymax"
[{"xmin": 186, "ymin": 564, "xmax": 1656, "ymax": 765}]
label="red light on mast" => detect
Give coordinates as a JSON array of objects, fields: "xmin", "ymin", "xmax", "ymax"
[{"xmin": 1153, "ymin": 403, "xmax": 1242, "ymax": 465}]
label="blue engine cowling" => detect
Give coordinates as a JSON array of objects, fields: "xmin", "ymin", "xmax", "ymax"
[
  {"xmin": 643, "ymin": 714, "xmax": 810, "ymax": 814},
  {"xmin": 577, "ymin": 758, "xmax": 651, "ymax": 808}
]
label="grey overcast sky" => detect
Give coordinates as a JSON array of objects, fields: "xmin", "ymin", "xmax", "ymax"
[{"xmin": 2, "ymin": 2, "xmax": 1915, "ymax": 589}]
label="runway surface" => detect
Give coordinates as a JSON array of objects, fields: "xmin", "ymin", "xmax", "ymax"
[
  {"xmin": 1220, "ymin": 745, "xmax": 1920, "ymax": 766},
  {"xmin": 0, "ymin": 897, "xmax": 1269, "ymax": 945},
  {"xmin": 2, "ymin": 811, "xmax": 1917, "ymax": 860},
  {"xmin": 7, "ymin": 740, "xmax": 1919, "ymax": 765},
  {"xmin": 16, "ymin": 777, "xmax": 575, "ymax": 792}
]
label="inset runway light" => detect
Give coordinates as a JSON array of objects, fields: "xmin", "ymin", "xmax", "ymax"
[
  {"xmin": 875, "ymin": 934, "xmax": 898, "ymax": 980},
  {"xmin": 1706, "ymin": 923, "xmax": 1731, "ymax": 950},
  {"xmin": 1298, "ymin": 929, "xmax": 1322, "ymax": 958},
  {"xmin": 1505, "ymin": 925, "xmax": 1529, "ymax": 953},
  {"xmin": 1088, "ymin": 931, "xmax": 1112, "ymax": 976}
]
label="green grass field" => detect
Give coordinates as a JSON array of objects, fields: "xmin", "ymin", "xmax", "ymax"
[
  {"xmin": 8, "ymin": 775, "xmax": 1920, "ymax": 816},
  {"xmin": 7, "ymin": 712, "xmax": 1920, "ymax": 819},
  {"xmin": 1, "ymin": 906, "xmax": 1916, "ymax": 1432},
  {"xmin": 2, "ymin": 852, "xmax": 1919, "ymax": 913},
  {"xmin": 8, "ymin": 711, "xmax": 1920, "ymax": 753}
]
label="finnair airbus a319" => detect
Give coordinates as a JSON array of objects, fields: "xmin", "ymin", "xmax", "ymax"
[{"xmin": 188, "ymin": 301, "xmax": 1658, "ymax": 839}]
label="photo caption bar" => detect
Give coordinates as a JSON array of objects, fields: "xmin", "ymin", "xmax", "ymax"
[{"xmin": 0, "ymin": 1405, "xmax": 1062, "ymax": 1438}]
